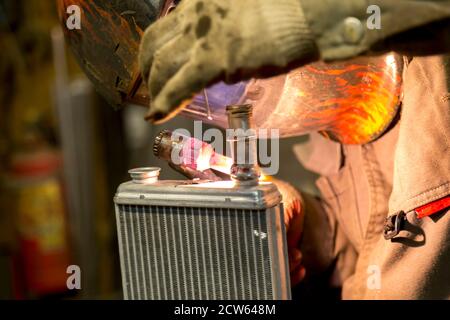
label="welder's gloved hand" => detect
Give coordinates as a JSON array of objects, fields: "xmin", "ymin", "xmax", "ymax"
[
  {"xmin": 270, "ymin": 178, "xmax": 306, "ymax": 286},
  {"xmin": 139, "ymin": 0, "xmax": 318, "ymax": 123}
]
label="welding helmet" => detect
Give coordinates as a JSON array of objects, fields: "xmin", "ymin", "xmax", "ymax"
[{"xmin": 58, "ymin": 0, "xmax": 403, "ymax": 145}]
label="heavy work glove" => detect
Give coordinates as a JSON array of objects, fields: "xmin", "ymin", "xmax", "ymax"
[{"xmin": 139, "ymin": 0, "xmax": 318, "ymax": 123}]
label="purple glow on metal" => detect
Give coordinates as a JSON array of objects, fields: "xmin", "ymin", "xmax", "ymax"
[{"xmin": 183, "ymin": 81, "xmax": 248, "ymax": 126}]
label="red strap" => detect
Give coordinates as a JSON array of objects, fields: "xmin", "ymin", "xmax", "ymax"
[{"xmin": 415, "ymin": 195, "xmax": 450, "ymax": 219}]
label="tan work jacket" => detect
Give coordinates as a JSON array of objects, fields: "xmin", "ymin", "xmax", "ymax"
[{"xmin": 298, "ymin": 55, "xmax": 450, "ymax": 299}]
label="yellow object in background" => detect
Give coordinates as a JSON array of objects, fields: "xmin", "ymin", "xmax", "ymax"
[
  {"xmin": 15, "ymin": 175, "xmax": 67, "ymax": 253},
  {"xmin": 5, "ymin": 149, "xmax": 71, "ymax": 298}
]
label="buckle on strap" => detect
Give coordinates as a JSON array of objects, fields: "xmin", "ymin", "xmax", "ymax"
[{"xmin": 383, "ymin": 211, "xmax": 406, "ymax": 240}]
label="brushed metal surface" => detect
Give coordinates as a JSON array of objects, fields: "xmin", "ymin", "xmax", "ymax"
[{"xmin": 114, "ymin": 180, "xmax": 290, "ymax": 300}]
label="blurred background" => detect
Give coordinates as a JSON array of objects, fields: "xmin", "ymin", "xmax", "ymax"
[{"xmin": 0, "ymin": 0, "xmax": 319, "ymax": 299}]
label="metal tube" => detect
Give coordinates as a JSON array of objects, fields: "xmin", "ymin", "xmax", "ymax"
[
  {"xmin": 153, "ymin": 130, "xmax": 226, "ymax": 181},
  {"xmin": 226, "ymin": 105, "xmax": 261, "ymax": 186}
]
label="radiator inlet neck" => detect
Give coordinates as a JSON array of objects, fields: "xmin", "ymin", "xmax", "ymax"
[{"xmin": 226, "ymin": 104, "xmax": 261, "ymax": 186}]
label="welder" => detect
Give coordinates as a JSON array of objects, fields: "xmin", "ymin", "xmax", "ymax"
[{"xmin": 138, "ymin": 0, "xmax": 450, "ymax": 299}]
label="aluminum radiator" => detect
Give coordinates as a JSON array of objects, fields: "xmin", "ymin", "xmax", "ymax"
[{"xmin": 114, "ymin": 176, "xmax": 291, "ymax": 300}]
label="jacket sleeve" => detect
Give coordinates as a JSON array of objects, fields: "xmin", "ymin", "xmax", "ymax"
[
  {"xmin": 300, "ymin": 0, "xmax": 450, "ymax": 60},
  {"xmin": 300, "ymin": 192, "xmax": 359, "ymax": 286},
  {"xmin": 293, "ymin": 132, "xmax": 360, "ymax": 285}
]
